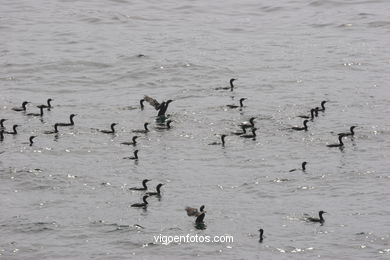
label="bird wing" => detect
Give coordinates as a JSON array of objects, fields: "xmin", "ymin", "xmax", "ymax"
[
  {"xmin": 185, "ymin": 207, "xmax": 198, "ymax": 216},
  {"xmin": 144, "ymin": 96, "xmax": 161, "ymax": 110}
]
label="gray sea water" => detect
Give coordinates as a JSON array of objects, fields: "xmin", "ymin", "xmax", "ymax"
[{"xmin": 1, "ymin": 0, "xmax": 390, "ymax": 259}]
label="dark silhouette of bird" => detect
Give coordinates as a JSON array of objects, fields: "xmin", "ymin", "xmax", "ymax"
[
  {"xmin": 12, "ymin": 101, "xmax": 29, "ymax": 112},
  {"xmin": 227, "ymin": 98, "xmax": 246, "ymax": 109},
  {"xmin": 143, "ymin": 96, "xmax": 173, "ymax": 116},
  {"xmin": 289, "ymin": 162, "xmax": 307, "ymax": 172},
  {"xmin": 121, "ymin": 136, "xmax": 138, "ymax": 146},
  {"xmin": 292, "ymin": 120, "xmax": 309, "ymax": 131}
]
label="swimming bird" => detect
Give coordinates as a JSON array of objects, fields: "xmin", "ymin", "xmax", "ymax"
[
  {"xmin": 259, "ymin": 229, "xmax": 264, "ymax": 243},
  {"xmin": 208, "ymin": 134, "xmax": 227, "ymax": 146},
  {"xmin": 318, "ymin": 101, "xmax": 327, "ymax": 112},
  {"xmin": 26, "ymin": 105, "xmax": 45, "ymax": 117},
  {"xmin": 327, "ymin": 134, "xmax": 345, "ymax": 147},
  {"xmin": 132, "ymin": 123, "xmax": 149, "ymax": 134},
  {"xmin": 4, "ymin": 124, "xmax": 18, "ymax": 135},
  {"xmin": 29, "ymin": 136, "xmax": 36, "ymax": 146},
  {"xmin": 123, "ymin": 150, "xmax": 139, "ymax": 160},
  {"xmin": 131, "ymin": 195, "xmax": 149, "ymax": 208},
  {"xmin": 44, "ymin": 123, "xmax": 59, "ymax": 134},
  {"xmin": 289, "ymin": 162, "xmax": 307, "ymax": 172},
  {"xmin": 185, "ymin": 205, "xmax": 205, "ymax": 217},
  {"xmin": 121, "ymin": 136, "xmax": 138, "ymax": 146},
  {"xmin": 298, "ymin": 108, "xmax": 316, "ymax": 120},
  {"xmin": 129, "ymin": 179, "xmax": 151, "ymax": 191},
  {"xmin": 227, "ymin": 98, "xmax": 246, "ymax": 109},
  {"xmin": 306, "ymin": 210, "xmax": 326, "ymax": 224},
  {"xmin": 215, "ymin": 78, "xmax": 236, "ymax": 91},
  {"xmin": 231, "ymin": 125, "xmax": 247, "ymax": 135},
  {"xmin": 57, "ymin": 114, "xmax": 76, "ymax": 126},
  {"xmin": 239, "ymin": 117, "xmax": 256, "ymax": 129},
  {"xmin": 339, "ymin": 126, "xmax": 357, "ymax": 137},
  {"xmin": 146, "ymin": 184, "xmax": 164, "ymax": 196},
  {"xmin": 140, "ymin": 99, "xmax": 145, "ymax": 110},
  {"xmin": 12, "ymin": 101, "xmax": 29, "ymax": 112},
  {"xmin": 143, "ymin": 96, "xmax": 174, "ymax": 116},
  {"xmin": 41, "ymin": 98, "xmax": 53, "ymax": 110},
  {"xmin": 292, "ymin": 120, "xmax": 309, "ymax": 131},
  {"xmin": 0, "ymin": 119, "xmax": 6, "ymax": 129},
  {"xmin": 240, "ymin": 128, "xmax": 257, "ymax": 139},
  {"xmin": 155, "ymin": 120, "xmax": 172, "ymax": 130},
  {"xmin": 100, "ymin": 123, "xmax": 117, "ymax": 134},
  {"xmin": 0, "ymin": 130, "xmax": 4, "ymax": 141}
]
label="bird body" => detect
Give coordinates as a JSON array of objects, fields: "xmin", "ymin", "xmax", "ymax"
[
  {"xmin": 215, "ymin": 78, "xmax": 236, "ymax": 91},
  {"xmin": 132, "ymin": 123, "xmax": 149, "ymax": 134},
  {"xmin": 12, "ymin": 101, "xmax": 29, "ymax": 112},
  {"xmin": 289, "ymin": 161, "xmax": 307, "ymax": 172},
  {"xmin": 131, "ymin": 195, "xmax": 149, "ymax": 208},
  {"xmin": 57, "ymin": 114, "xmax": 76, "ymax": 126},
  {"xmin": 306, "ymin": 211, "xmax": 326, "ymax": 224},
  {"xmin": 100, "ymin": 123, "xmax": 117, "ymax": 134},
  {"xmin": 227, "ymin": 98, "xmax": 246, "ymax": 109},
  {"xmin": 292, "ymin": 120, "xmax": 309, "ymax": 131},
  {"xmin": 129, "ymin": 179, "xmax": 150, "ymax": 191},
  {"xmin": 121, "ymin": 136, "xmax": 138, "ymax": 146}
]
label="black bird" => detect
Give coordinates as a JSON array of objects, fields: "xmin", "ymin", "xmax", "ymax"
[
  {"xmin": 259, "ymin": 229, "xmax": 264, "ymax": 243},
  {"xmin": 12, "ymin": 101, "xmax": 29, "ymax": 112},
  {"xmin": 306, "ymin": 211, "xmax": 326, "ymax": 224},
  {"xmin": 318, "ymin": 101, "xmax": 327, "ymax": 112},
  {"xmin": 195, "ymin": 212, "xmax": 206, "ymax": 224},
  {"xmin": 155, "ymin": 120, "xmax": 172, "ymax": 130},
  {"xmin": 185, "ymin": 205, "xmax": 205, "ymax": 217},
  {"xmin": 44, "ymin": 123, "xmax": 59, "ymax": 134},
  {"xmin": 289, "ymin": 162, "xmax": 307, "ymax": 172},
  {"xmin": 231, "ymin": 125, "xmax": 247, "ymax": 135},
  {"xmin": 227, "ymin": 98, "xmax": 247, "ymax": 109},
  {"xmin": 57, "ymin": 114, "xmax": 76, "ymax": 126},
  {"xmin": 216, "ymin": 78, "xmax": 236, "ymax": 91},
  {"xmin": 131, "ymin": 195, "xmax": 149, "ymax": 208},
  {"xmin": 0, "ymin": 130, "xmax": 4, "ymax": 141},
  {"xmin": 100, "ymin": 123, "xmax": 117, "ymax": 134},
  {"xmin": 0, "ymin": 119, "xmax": 7, "ymax": 129},
  {"xmin": 132, "ymin": 123, "xmax": 149, "ymax": 134},
  {"xmin": 41, "ymin": 98, "xmax": 53, "ymax": 110},
  {"xmin": 121, "ymin": 136, "xmax": 138, "ymax": 146},
  {"xmin": 4, "ymin": 124, "xmax": 18, "ymax": 135},
  {"xmin": 146, "ymin": 184, "xmax": 164, "ymax": 196},
  {"xmin": 239, "ymin": 117, "xmax": 256, "ymax": 129},
  {"xmin": 140, "ymin": 99, "xmax": 145, "ymax": 110},
  {"xmin": 240, "ymin": 128, "xmax": 257, "ymax": 139},
  {"xmin": 292, "ymin": 120, "xmax": 309, "ymax": 131},
  {"xmin": 209, "ymin": 134, "xmax": 227, "ymax": 146},
  {"xmin": 339, "ymin": 126, "xmax": 357, "ymax": 137},
  {"xmin": 327, "ymin": 134, "xmax": 345, "ymax": 148},
  {"xmin": 26, "ymin": 105, "xmax": 45, "ymax": 117},
  {"xmin": 29, "ymin": 136, "xmax": 36, "ymax": 146},
  {"xmin": 298, "ymin": 108, "xmax": 316, "ymax": 120},
  {"xmin": 129, "ymin": 179, "xmax": 151, "ymax": 191},
  {"xmin": 123, "ymin": 150, "xmax": 139, "ymax": 160},
  {"xmin": 143, "ymin": 96, "xmax": 173, "ymax": 117}
]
